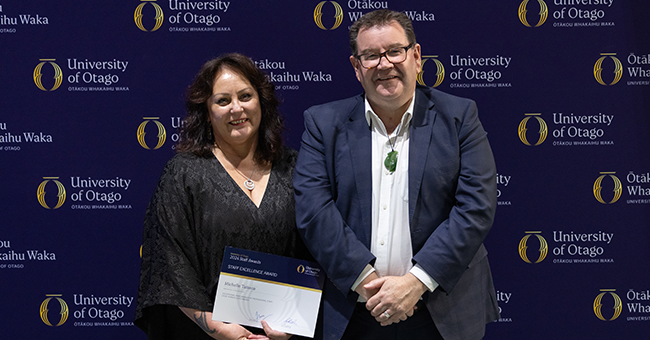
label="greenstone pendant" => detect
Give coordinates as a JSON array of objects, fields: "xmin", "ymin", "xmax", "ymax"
[{"xmin": 384, "ymin": 150, "xmax": 398, "ymax": 173}]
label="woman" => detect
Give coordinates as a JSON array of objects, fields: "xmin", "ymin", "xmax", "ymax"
[{"xmin": 135, "ymin": 53, "xmax": 306, "ymax": 340}]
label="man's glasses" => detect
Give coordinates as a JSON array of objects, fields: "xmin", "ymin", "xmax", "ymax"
[{"xmin": 355, "ymin": 43, "xmax": 414, "ymax": 69}]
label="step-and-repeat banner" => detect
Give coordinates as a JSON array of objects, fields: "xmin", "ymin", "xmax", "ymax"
[{"xmin": 2, "ymin": 1, "xmax": 649, "ymax": 339}]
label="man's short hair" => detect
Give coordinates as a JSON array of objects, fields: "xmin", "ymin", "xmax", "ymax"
[{"xmin": 349, "ymin": 9, "xmax": 417, "ymax": 56}]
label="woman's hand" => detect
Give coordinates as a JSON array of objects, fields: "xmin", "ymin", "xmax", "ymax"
[
  {"xmin": 246, "ymin": 320, "xmax": 292, "ymax": 340},
  {"xmin": 179, "ymin": 307, "xmax": 252, "ymax": 340},
  {"xmin": 214, "ymin": 323, "xmax": 254, "ymax": 340}
]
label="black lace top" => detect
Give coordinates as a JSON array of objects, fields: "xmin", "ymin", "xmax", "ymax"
[{"xmin": 135, "ymin": 148, "xmax": 307, "ymax": 339}]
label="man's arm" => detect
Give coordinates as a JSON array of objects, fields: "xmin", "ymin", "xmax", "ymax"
[
  {"xmin": 293, "ymin": 107, "xmax": 375, "ymax": 295},
  {"xmin": 412, "ymin": 98, "xmax": 497, "ymax": 293}
]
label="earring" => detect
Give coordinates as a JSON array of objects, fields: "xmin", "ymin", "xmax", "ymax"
[{"xmin": 207, "ymin": 125, "xmax": 214, "ymax": 142}]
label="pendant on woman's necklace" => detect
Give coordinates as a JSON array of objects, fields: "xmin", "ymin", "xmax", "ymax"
[
  {"xmin": 384, "ymin": 150, "xmax": 398, "ymax": 173},
  {"xmin": 243, "ymin": 179, "xmax": 255, "ymax": 191}
]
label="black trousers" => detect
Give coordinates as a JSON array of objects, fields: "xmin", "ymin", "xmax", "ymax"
[{"xmin": 340, "ymin": 301, "xmax": 444, "ymax": 340}]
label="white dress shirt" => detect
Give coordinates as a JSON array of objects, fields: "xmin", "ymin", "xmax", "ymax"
[{"xmin": 352, "ymin": 95, "xmax": 438, "ymax": 299}]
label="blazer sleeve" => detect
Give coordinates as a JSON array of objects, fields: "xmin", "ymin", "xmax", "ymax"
[
  {"xmin": 411, "ymin": 96, "xmax": 497, "ymax": 294},
  {"xmin": 293, "ymin": 106, "xmax": 375, "ymax": 296}
]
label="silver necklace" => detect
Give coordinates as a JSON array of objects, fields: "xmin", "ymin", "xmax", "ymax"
[
  {"xmin": 232, "ymin": 165, "xmax": 255, "ymax": 191},
  {"xmin": 215, "ymin": 144, "xmax": 256, "ymax": 191}
]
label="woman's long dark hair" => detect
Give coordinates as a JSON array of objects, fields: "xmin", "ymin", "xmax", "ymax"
[{"xmin": 176, "ymin": 53, "xmax": 284, "ymax": 164}]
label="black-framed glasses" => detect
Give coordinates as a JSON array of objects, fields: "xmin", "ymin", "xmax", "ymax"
[{"xmin": 355, "ymin": 43, "xmax": 414, "ymax": 69}]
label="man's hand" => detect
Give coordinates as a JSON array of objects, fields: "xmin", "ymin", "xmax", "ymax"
[
  {"xmin": 354, "ymin": 271, "xmax": 381, "ymax": 301},
  {"xmin": 363, "ymin": 273, "xmax": 428, "ymax": 326}
]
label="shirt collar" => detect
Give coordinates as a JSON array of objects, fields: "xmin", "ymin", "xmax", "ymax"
[{"xmin": 364, "ymin": 93, "xmax": 415, "ymax": 136}]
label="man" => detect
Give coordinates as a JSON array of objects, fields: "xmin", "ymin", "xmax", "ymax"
[{"xmin": 294, "ymin": 9, "xmax": 499, "ymax": 340}]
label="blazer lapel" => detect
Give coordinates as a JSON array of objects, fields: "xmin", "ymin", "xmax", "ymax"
[
  {"xmin": 346, "ymin": 95, "xmax": 373, "ymax": 247},
  {"xmin": 409, "ymin": 88, "xmax": 437, "ymax": 224}
]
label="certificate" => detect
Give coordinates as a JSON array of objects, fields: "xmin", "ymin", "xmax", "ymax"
[{"xmin": 212, "ymin": 247, "xmax": 324, "ymax": 338}]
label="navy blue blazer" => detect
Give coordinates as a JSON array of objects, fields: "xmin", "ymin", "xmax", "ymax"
[{"xmin": 294, "ymin": 85, "xmax": 499, "ymax": 340}]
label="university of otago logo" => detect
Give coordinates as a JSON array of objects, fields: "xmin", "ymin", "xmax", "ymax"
[
  {"xmin": 297, "ymin": 265, "xmax": 306, "ymax": 274},
  {"xmin": 417, "ymin": 55, "xmax": 445, "ymax": 88},
  {"xmin": 593, "ymin": 172, "xmax": 622, "ymax": 204},
  {"xmin": 594, "ymin": 289, "xmax": 622, "ymax": 321},
  {"xmin": 314, "ymin": 1, "xmax": 343, "ymax": 30},
  {"xmin": 518, "ymin": 113, "xmax": 547, "ymax": 146},
  {"xmin": 134, "ymin": 0, "xmax": 164, "ymax": 32},
  {"xmin": 37, "ymin": 177, "xmax": 66, "ymax": 209},
  {"xmin": 519, "ymin": 231, "xmax": 548, "ymax": 264},
  {"xmin": 137, "ymin": 117, "xmax": 167, "ymax": 150},
  {"xmin": 518, "ymin": 0, "xmax": 548, "ymax": 27},
  {"xmin": 594, "ymin": 53, "xmax": 623, "ymax": 86},
  {"xmin": 40, "ymin": 294, "xmax": 69, "ymax": 327},
  {"xmin": 33, "ymin": 59, "xmax": 63, "ymax": 91}
]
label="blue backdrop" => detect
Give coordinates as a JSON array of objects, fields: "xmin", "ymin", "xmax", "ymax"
[{"xmin": 1, "ymin": 1, "xmax": 649, "ymax": 339}]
